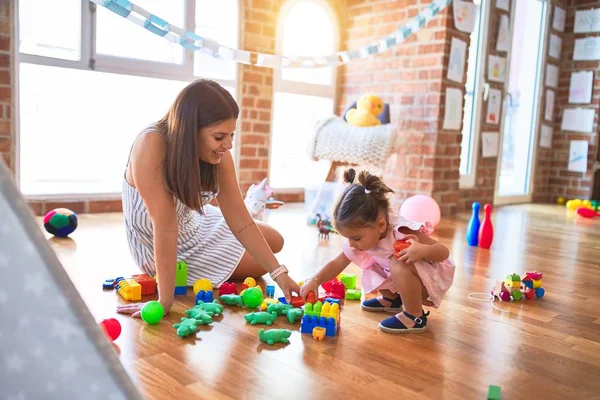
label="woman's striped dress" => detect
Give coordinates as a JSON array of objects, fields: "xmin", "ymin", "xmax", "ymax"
[{"xmin": 121, "ymin": 128, "xmax": 245, "ymax": 287}]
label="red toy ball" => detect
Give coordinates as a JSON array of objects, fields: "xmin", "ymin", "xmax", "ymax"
[{"xmin": 99, "ymin": 318, "xmax": 121, "ymax": 342}]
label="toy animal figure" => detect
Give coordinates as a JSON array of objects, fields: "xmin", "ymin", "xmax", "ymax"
[
  {"xmin": 195, "ymin": 300, "xmax": 224, "ymax": 316},
  {"xmin": 258, "ymin": 328, "xmax": 292, "ymax": 345},
  {"xmin": 316, "ymin": 213, "xmax": 336, "ymax": 240},
  {"xmin": 244, "ymin": 178, "xmax": 284, "ymax": 220},
  {"xmin": 184, "ymin": 306, "xmax": 213, "ymax": 324},
  {"xmin": 345, "ymin": 94, "xmax": 385, "ymax": 127},
  {"xmin": 219, "ymin": 294, "xmax": 244, "ymax": 307},
  {"xmin": 244, "ymin": 311, "xmax": 278, "ymax": 325},
  {"xmin": 173, "ymin": 317, "xmax": 202, "ymax": 337}
]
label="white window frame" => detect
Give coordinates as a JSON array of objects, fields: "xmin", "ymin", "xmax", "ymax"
[
  {"xmin": 14, "ymin": 0, "xmax": 240, "ymax": 198},
  {"xmin": 270, "ymin": 0, "xmax": 339, "ymax": 193},
  {"xmin": 459, "ymin": 0, "xmax": 491, "ymax": 189}
]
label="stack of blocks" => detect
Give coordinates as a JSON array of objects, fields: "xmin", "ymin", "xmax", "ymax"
[
  {"xmin": 110, "ymin": 274, "xmax": 157, "ymax": 301},
  {"xmin": 301, "ymin": 301, "xmax": 340, "ymax": 338},
  {"xmin": 175, "ymin": 260, "xmax": 188, "ymax": 295}
]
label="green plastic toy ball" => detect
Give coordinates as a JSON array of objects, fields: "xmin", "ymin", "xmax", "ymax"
[
  {"xmin": 242, "ymin": 287, "xmax": 263, "ymax": 308},
  {"xmin": 141, "ymin": 301, "xmax": 164, "ymax": 325}
]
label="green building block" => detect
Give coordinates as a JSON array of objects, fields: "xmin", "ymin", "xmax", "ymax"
[
  {"xmin": 346, "ymin": 289, "xmax": 361, "ymax": 300},
  {"xmin": 304, "ymin": 301, "xmax": 322, "ymax": 318},
  {"xmin": 339, "ymin": 273, "xmax": 356, "ymax": 290},
  {"xmin": 175, "ymin": 260, "xmax": 188, "ymax": 287},
  {"xmin": 487, "ymin": 385, "xmax": 501, "ymax": 400}
]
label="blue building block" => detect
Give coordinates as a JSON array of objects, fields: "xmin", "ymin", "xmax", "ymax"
[
  {"xmin": 114, "ymin": 277, "xmax": 125, "ymax": 290},
  {"xmin": 300, "ymin": 315, "xmax": 337, "ymax": 337},
  {"xmin": 195, "ymin": 290, "xmax": 214, "ymax": 304},
  {"xmin": 266, "ymin": 285, "xmax": 275, "ymax": 297},
  {"xmin": 523, "ymin": 280, "xmax": 533, "ymax": 289},
  {"xmin": 324, "ymin": 297, "xmax": 341, "ymax": 306},
  {"xmin": 174, "ymin": 286, "xmax": 187, "ymax": 295},
  {"xmin": 278, "ymin": 296, "xmax": 288, "ymax": 304},
  {"xmin": 103, "ymin": 279, "xmax": 115, "ymax": 290}
]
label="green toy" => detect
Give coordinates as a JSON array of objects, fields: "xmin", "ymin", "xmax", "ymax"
[
  {"xmin": 141, "ymin": 300, "xmax": 164, "ymax": 325},
  {"xmin": 184, "ymin": 306, "xmax": 213, "ymax": 324},
  {"xmin": 339, "ymin": 273, "xmax": 356, "ymax": 290},
  {"xmin": 173, "ymin": 317, "xmax": 201, "ymax": 338},
  {"xmin": 196, "ymin": 300, "xmax": 224, "ymax": 316},
  {"xmin": 304, "ymin": 301, "xmax": 322, "ymax": 317},
  {"xmin": 258, "ymin": 328, "xmax": 292, "ymax": 345},
  {"xmin": 244, "ymin": 311, "xmax": 278, "ymax": 325},
  {"xmin": 346, "ymin": 289, "xmax": 361, "ymax": 300},
  {"xmin": 282, "ymin": 307, "xmax": 303, "ymax": 323},
  {"xmin": 487, "ymin": 385, "xmax": 501, "ymax": 400},
  {"xmin": 219, "ymin": 294, "xmax": 244, "ymax": 306},
  {"xmin": 266, "ymin": 303, "xmax": 292, "ymax": 315},
  {"xmin": 242, "ymin": 287, "xmax": 263, "ymax": 308}
]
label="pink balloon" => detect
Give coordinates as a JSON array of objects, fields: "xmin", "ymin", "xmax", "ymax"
[{"xmin": 399, "ymin": 194, "xmax": 441, "ymax": 228}]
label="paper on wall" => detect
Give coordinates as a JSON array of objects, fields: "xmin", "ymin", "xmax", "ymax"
[
  {"xmin": 553, "ymin": 6, "xmax": 566, "ymax": 32},
  {"xmin": 486, "ymin": 88, "xmax": 502, "ymax": 125},
  {"xmin": 574, "ymin": 9, "xmax": 600, "ymax": 33},
  {"xmin": 544, "ymin": 90, "xmax": 555, "ymax": 122},
  {"xmin": 447, "ymin": 37, "xmax": 467, "ymax": 82},
  {"xmin": 548, "ymin": 34, "xmax": 562, "ymax": 59},
  {"xmin": 568, "ymin": 71, "xmax": 594, "ymax": 104},
  {"xmin": 568, "ymin": 140, "xmax": 589, "ymax": 173},
  {"xmin": 488, "ymin": 55, "xmax": 507, "ymax": 82},
  {"xmin": 443, "ymin": 87, "xmax": 464, "ymax": 130},
  {"xmin": 496, "ymin": 0, "xmax": 509, "ymax": 12},
  {"xmin": 540, "ymin": 125, "xmax": 552, "ymax": 149},
  {"xmin": 561, "ymin": 108, "xmax": 595, "ymax": 133},
  {"xmin": 453, "ymin": 0, "xmax": 479, "ymax": 33},
  {"xmin": 545, "ymin": 64, "xmax": 559, "ymax": 88},
  {"xmin": 481, "ymin": 132, "xmax": 499, "ymax": 157},
  {"xmin": 496, "ymin": 14, "xmax": 510, "ymax": 52},
  {"xmin": 573, "ymin": 37, "xmax": 600, "ymax": 60}
]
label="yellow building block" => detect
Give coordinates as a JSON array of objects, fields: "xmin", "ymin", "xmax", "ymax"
[
  {"xmin": 532, "ymin": 279, "xmax": 542, "ymax": 289},
  {"xmin": 321, "ymin": 302, "xmax": 340, "ymax": 323},
  {"xmin": 118, "ymin": 279, "xmax": 141, "ymax": 301}
]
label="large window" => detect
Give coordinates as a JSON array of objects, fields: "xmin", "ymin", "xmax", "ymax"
[
  {"xmin": 17, "ymin": 0, "xmax": 238, "ymax": 196},
  {"xmin": 269, "ymin": 0, "xmax": 338, "ymax": 190},
  {"xmin": 459, "ymin": 0, "xmax": 487, "ymax": 188}
]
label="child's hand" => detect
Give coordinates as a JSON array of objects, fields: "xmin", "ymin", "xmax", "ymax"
[
  {"xmin": 275, "ymin": 274, "xmax": 301, "ymax": 303},
  {"xmin": 117, "ymin": 298, "xmax": 172, "ymax": 318},
  {"xmin": 395, "ymin": 235, "xmax": 427, "ymax": 264},
  {"xmin": 300, "ymin": 278, "xmax": 319, "ymax": 301}
]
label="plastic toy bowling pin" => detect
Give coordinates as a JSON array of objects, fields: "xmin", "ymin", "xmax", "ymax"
[
  {"xmin": 466, "ymin": 202, "xmax": 481, "ymax": 246},
  {"xmin": 478, "ymin": 204, "xmax": 493, "ymax": 249}
]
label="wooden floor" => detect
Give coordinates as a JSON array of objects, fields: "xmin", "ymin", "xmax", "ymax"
[{"xmin": 43, "ymin": 203, "xmax": 600, "ymax": 400}]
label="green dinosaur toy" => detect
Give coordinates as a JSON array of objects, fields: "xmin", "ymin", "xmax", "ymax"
[
  {"xmin": 244, "ymin": 311, "xmax": 278, "ymax": 325},
  {"xmin": 282, "ymin": 307, "xmax": 303, "ymax": 323},
  {"xmin": 173, "ymin": 317, "xmax": 201, "ymax": 338},
  {"xmin": 266, "ymin": 303, "xmax": 293, "ymax": 315},
  {"xmin": 196, "ymin": 300, "xmax": 224, "ymax": 316},
  {"xmin": 219, "ymin": 294, "xmax": 244, "ymax": 306},
  {"xmin": 258, "ymin": 328, "xmax": 292, "ymax": 345},
  {"xmin": 184, "ymin": 306, "xmax": 213, "ymax": 324}
]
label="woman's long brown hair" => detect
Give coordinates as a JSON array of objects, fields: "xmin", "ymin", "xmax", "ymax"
[{"xmin": 156, "ymin": 79, "xmax": 239, "ymax": 213}]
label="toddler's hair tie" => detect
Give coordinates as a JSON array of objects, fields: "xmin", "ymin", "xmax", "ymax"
[{"xmin": 364, "ymin": 188, "xmax": 372, "ymax": 194}]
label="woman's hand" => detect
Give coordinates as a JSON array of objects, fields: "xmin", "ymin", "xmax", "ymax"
[
  {"xmin": 274, "ymin": 274, "xmax": 300, "ymax": 303},
  {"xmin": 395, "ymin": 235, "xmax": 427, "ymax": 264},
  {"xmin": 299, "ymin": 278, "xmax": 319, "ymax": 301},
  {"xmin": 116, "ymin": 298, "xmax": 173, "ymax": 318}
]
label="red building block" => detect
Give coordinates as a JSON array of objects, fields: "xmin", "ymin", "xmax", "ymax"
[
  {"xmin": 219, "ymin": 282, "xmax": 238, "ymax": 296},
  {"xmin": 132, "ymin": 274, "xmax": 157, "ymax": 296}
]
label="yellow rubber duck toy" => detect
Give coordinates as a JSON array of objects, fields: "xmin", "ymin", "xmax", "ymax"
[{"xmin": 346, "ymin": 94, "xmax": 384, "ymax": 127}]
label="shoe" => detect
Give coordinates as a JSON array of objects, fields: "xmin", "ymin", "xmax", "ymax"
[
  {"xmin": 379, "ymin": 310, "xmax": 430, "ymax": 333},
  {"xmin": 361, "ymin": 295, "xmax": 403, "ymax": 313}
]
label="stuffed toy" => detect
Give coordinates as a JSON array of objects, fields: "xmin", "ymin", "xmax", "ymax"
[{"xmin": 345, "ymin": 94, "xmax": 384, "ymax": 127}]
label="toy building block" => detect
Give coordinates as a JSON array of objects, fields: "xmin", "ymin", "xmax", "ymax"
[
  {"xmin": 117, "ymin": 279, "xmax": 142, "ymax": 301},
  {"xmin": 312, "ymin": 327, "xmax": 326, "ymax": 340},
  {"xmin": 244, "ymin": 311, "xmax": 278, "ymax": 325},
  {"xmin": 258, "ymin": 328, "xmax": 291, "ymax": 345},
  {"xmin": 193, "ymin": 278, "xmax": 213, "ymax": 294},
  {"xmin": 174, "ymin": 261, "xmax": 188, "ymax": 295},
  {"xmin": 195, "ymin": 290, "xmax": 214, "ymax": 305},
  {"xmin": 219, "ymin": 282, "xmax": 238, "ymax": 296},
  {"xmin": 339, "ymin": 273, "xmax": 357, "ymax": 290},
  {"xmin": 300, "ymin": 315, "xmax": 337, "ymax": 337},
  {"xmin": 324, "ymin": 297, "xmax": 341, "ymax": 306},
  {"xmin": 322, "ymin": 278, "xmax": 346, "ymax": 299},
  {"xmin": 491, "ymin": 281, "xmax": 511, "ymax": 302},
  {"xmin": 260, "ymin": 298, "xmax": 279, "ymax": 310},
  {"xmin": 304, "ymin": 301, "xmax": 323, "ymax": 318},
  {"xmin": 290, "ymin": 295, "xmax": 305, "ymax": 308},
  {"xmin": 282, "ymin": 307, "xmax": 303, "ymax": 323},
  {"xmin": 321, "ymin": 302, "xmax": 340, "ymax": 323},
  {"xmin": 267, "ymin": 303, "xmax": 293, "ymax": 315},
  {"xmin": 306, "ymin": 292, "xmax": 316, "ymax": 304},
  {"xmin": 103, "ymin": 279, "xmax": 115, "ymax": 290},
  {"xmin": 132, "ymin": 274, "xmax": 157, "ymax": 296},
  {"xmin": 487, "ymin": 385, "xmax": 501, "ymax": 400},
  {"xmin": 266, "ymin": 285, "xmax": 275, "ymax": 297},
  {"xmin": 345, "ymin": 289, "xmax": 361, "ymax": 300},
  {"xmin": 220, "ymin": 294, "xmax": 244, "ymax": 307},
  {"xmin": 196, "ymin": 300, "xmax": 224, "ymax": 316},
  {"xmin": 278, "ymin": 296, "xmax": 288, "ymax": 304},
  {"xmin": 173, "ymin": 317, "xmax": 201, "ymax": 338},
  {"xmin": 319, "ymin": 293, "xmax": 342, "ymax": 302},
  {"xmin": 184, "ymin": 306, "xmax": 213, "ymax": 325}
]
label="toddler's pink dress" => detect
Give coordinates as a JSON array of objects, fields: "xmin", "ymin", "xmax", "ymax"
[{"xmin": 341, "ymin": 215, "xmax": 455, "ymax": 308}]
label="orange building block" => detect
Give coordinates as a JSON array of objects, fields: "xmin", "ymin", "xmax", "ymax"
[
  {"xmin": 132, "ymin": 274, "xmax": 157, "ymax": 296},
  {"xmin": 312, "ymin": 327, "xmax": 326, "ymax": 340}
]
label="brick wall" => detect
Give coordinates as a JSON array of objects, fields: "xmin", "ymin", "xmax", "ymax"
[
  {"xmin": 543, "ymin": 0, "xmax": 600, "ymax": 202},
  {"xmin": 0, "ymin": 1, "xmax": 12, "ymax": 174},
  {"xmin": 338, "ymin": 0, "xmax": 467, "ymax": 216},
  {"xmin": 457, "ymin": 2, "xmax": 509, "ymax": 211}
]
